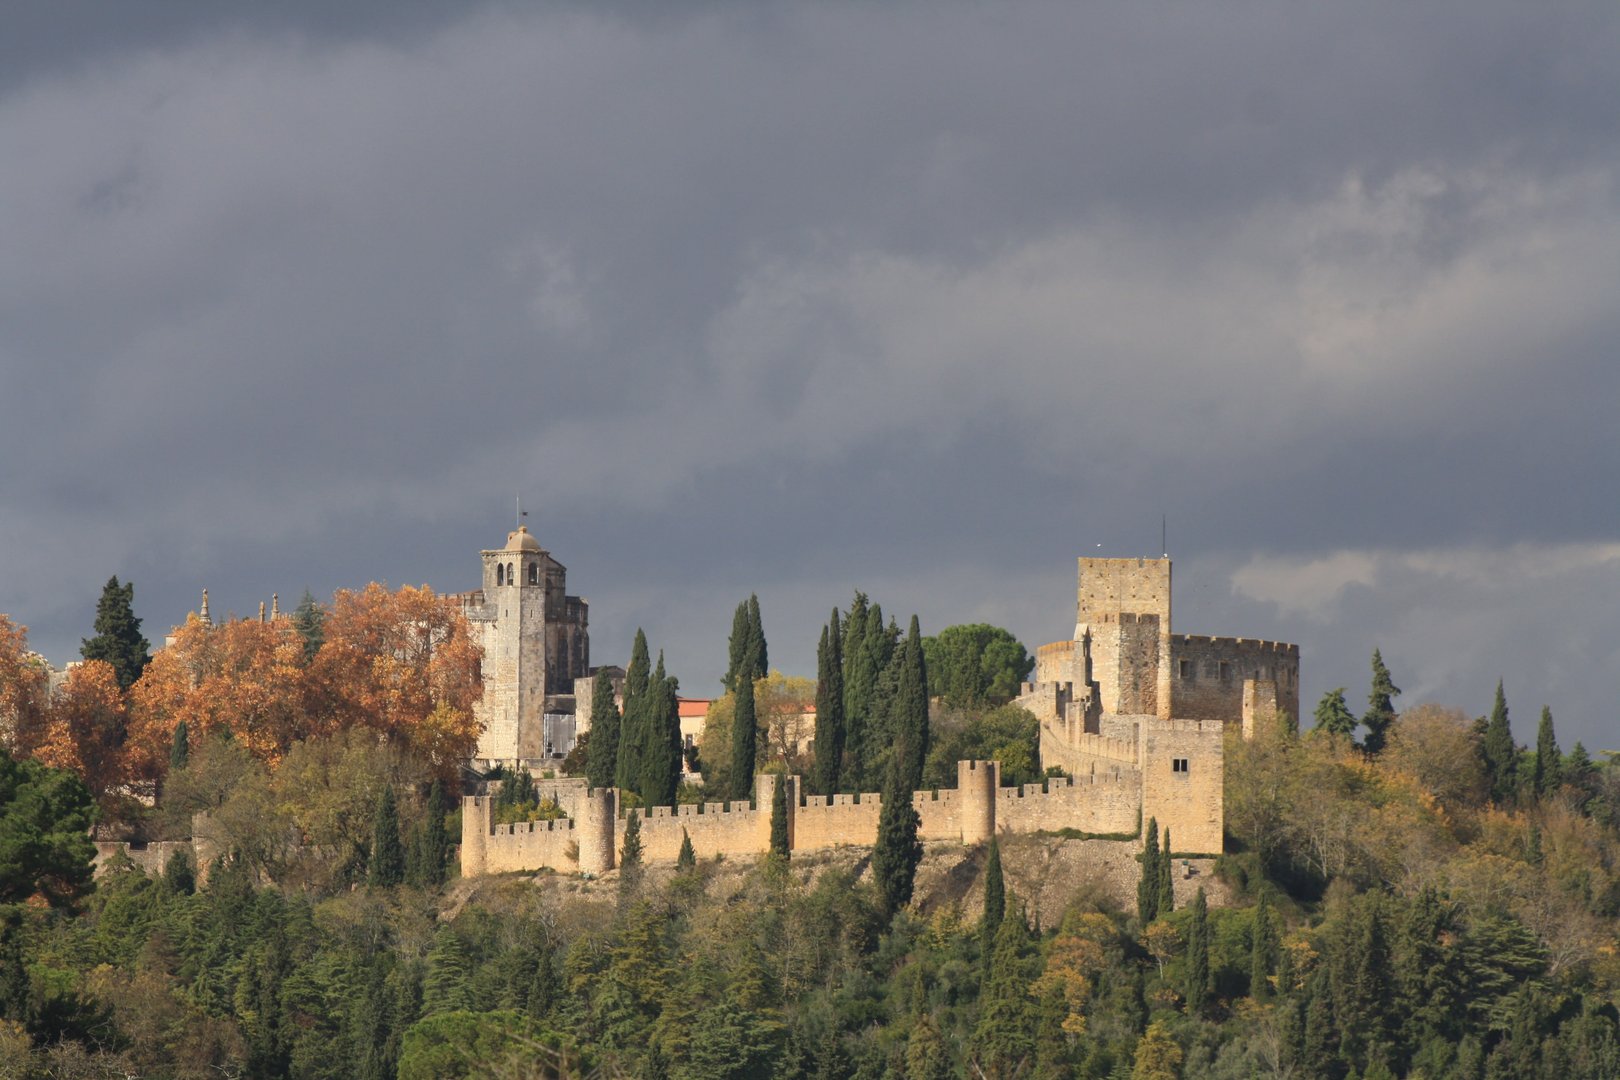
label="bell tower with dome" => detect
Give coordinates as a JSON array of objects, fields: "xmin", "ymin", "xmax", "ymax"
[{"xmin": 459, "ymin": 526, "xmax": 590, "ymax": 765}]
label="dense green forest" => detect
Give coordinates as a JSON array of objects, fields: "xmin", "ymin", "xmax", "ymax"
[{"xmin": 3, "ymin": 589, "xmax": 1619, "ymax": 1077}]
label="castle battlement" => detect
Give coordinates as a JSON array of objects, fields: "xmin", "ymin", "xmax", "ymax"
[{"xmin": 1171, "ymin": 634, "xmax": 1298, "ymax": 654}]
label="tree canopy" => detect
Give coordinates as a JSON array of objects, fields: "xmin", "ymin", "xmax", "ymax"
[{"xmin": 921, "ymin": 623, "xmax": 1033, "ymax": 709}]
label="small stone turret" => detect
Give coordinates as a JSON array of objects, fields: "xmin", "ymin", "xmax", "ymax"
[
  {"xmin": 461, "ymin": 796, "xmax": 491, "ymax": 877},
  {"xmin": 578, "ymin": 786, "xmax": 618, "ymax": 875},
  {"xmin": 957, "ymin": 759, "xmax": 999, "ymax": 844}
]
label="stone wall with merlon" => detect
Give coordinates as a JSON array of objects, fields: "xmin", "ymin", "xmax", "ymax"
[
  {"xmin": 794, "ymin": 792, "xmax": 884, "ymax": 851},
  {"xmin": 1138, "ymin": 718, "xmax": 1224, "ymax": 854},
  {"xmin": 996, "ymin": 773, "xmax": 1139, "ymax": 836},
  {"xmin": 1167, "ymin": 636, "xmax": 1299, "ymax": 726}
]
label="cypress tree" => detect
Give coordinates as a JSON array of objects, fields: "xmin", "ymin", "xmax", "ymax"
[
  {"xmin": 982, "ymin": 836, "xmax": 1005, "ymax": 971},
  {"xmin": 893, "ymin": 615, "xmax": 930, "ymax": 792},
  {"xmin": 812, "ymin": 612, "xmax": 846, "ymax": 796},
  {"xmin": 724, "ymin": 601, "xmax": 751, "ymax": 692},
  {"xmin": 619, "ymin": 809, "xmax": 644, "ymax": 901},
  {"xmin": 616, "ymin": 630, "xmax": 651, "ymax": 792},
  {"xmin": 1138, "ymin": 818, "xmax": 1161, "ymax": 924},
  {"xmin": 677, "ymin": 828, "xmax": 696, "ymax": 871},
  {"xmin": 1362, "ymin": 649, "xmax": 1401, "ymax": 755},
  {"xmin": 81, "ymin": 575, "xmax": 150, "ymax": 690},
  {"xmin": 971, "ymin": 904, "xmax": 1037, "ymax": 1075},
  {"xmin": 639, "ymin": 652, "xmax": 680, "ymax": 808},
  {"xmin": 369, "ymin": 785, "xmax": 405, "ymax": 887},
  {"xmin": 746, "ymin": 593, "xmax": 767, "ymax": 683},
  {"xmin": 1482, "ymin": 680, "xmax": 1518, "ymax": 803},
  {"xmin": 407, "ymin": 778, "xmax": 449, "ymax": 888},
  {"xmin": 1185, "ymin": 887, "xmax": 1210, "ymax": 1015},
  {"xmin": 872, "ymin": 759, "xmax": 923, "ymax": 920},
  {"xmin": 163, "ymin": 850, "xmax": 196, "ymax": 895},
  {"xmin": 291, "ymin": 587, "xmax": 325, "ymax": 663},
  {"xmin": 854, "ymin": 604, "xmax": 896, "ymax": 788},
  {"xmin": 769, "ymin": 774, "xmax": 790, "ymax": 858},
  {"xmin": 1314, "ymin": 687, "xmax": 1357, "ymax": 739},
  {"xmin": 730, "ymin": 669, "xmax": 758, "ymax": 803},
  {"xmin": 1157, "ymin": 827, "xmax": 1174, "ymax": 916},
  {"xmin": 587, "ymin": 667, "xmax": 620, "ymax": 791},
  {"xmin": 170, "ymin": 719, "xmax": 190, "ymax": 773},
  {"xmin": 842, "ymin": 592, "xmax": 871, "ymax": 752},
  {"xmin": 1533, "ymin": 706, "xmax": 1561, "ymax": 797},
  {"xmin": 1250, "ymin": 891, "xmax": 1279, "ymax": 1000}
]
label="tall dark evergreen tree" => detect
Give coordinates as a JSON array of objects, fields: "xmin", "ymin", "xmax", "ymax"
[
  {"xmin": 407, "ymin": 778, "xmax": 449, "ymax": 887},
  {"xmin": 1250, "ymin": 891, "xmax": 1279, "ymax": 1000},
  {"xmin": 586, "ymin": 667, "xmax": 620, "ymax": 791},
  {"xmin": 292, "ymin": 588, "xmax": 325, "ymax": 663},
  {"xmin": 769, "ymin": 774, "xmax": 790, "ymax": 858},
  {"xmin": 616, "ymin": 630, "xmax": 651, "ymax": 792},
  {"xmin": 1362, "ymin": 649, "xmax": 1401, "ymax": 755},
  {"xmin": 971, "ymin": 903, "xmax": 1037, "ymax": 1076},
  {"xmin": 841, "ymin": 591, "xmax": 870, "ymax": 730},
  {"xmin": 982, "ymin": 836, "xmax": 1005, "ymax": 971},
  {"xmin": 421, "ymin": 926, "xmax": 471, "ymax": 1015},
  {"xmin": 1534, "ymin": 706, "xmax": 1561, "ymax": 797},
  {"xmin": 746, "ymin": 593, "xmax": 767, "ymax": 681},
  {"xmin": 639, "ymin": 652, "xmax": 681, "ymax": 808},
  {"xmin": 812, "ymin": 612, "xmax": 846, "ymax": 796},
  {"xmin": 170, "ymin": 719, "xmax": 190, "ymax": 773},
  {"xmin": 369, "ymin": 785, "xmax": 405, "ymax": 887},
  {"xmin": 1482, "ymin": 680, "xmax": 1518, "ymax": 803},
  {"xmin": 619, "ymin": 809, "xmax": 644, "ymax": 901},
  {"xmin": 1157, "ymin": 827, "xmax": 1174, "ymax": 916},
  {"xmin": 730, "ymin": 668, "xmax": 758, "ymax": 803},
  {"xmin": 676, "ymin": 828, "xmax": 696, "ymax": 871},
  {"xmin": 852, "ymin": 603, "xmax": 896, "ymax": 788},
  {"xmin": 1138, "ymin": 818, "xmax": 1161, "ymax": 924},
  {"xmin": 892, "ymin": 615, "xmax": 930, "ymax": 792},
  {"xmin": 872, "ymin": 759, "xmax": 923, "ymax": 920},
  {"xmin": 724, "ymin": 601, "xmax": 751, "ymax": 693},
  {"xmin": 1185, "ymin": 887, "xmax": 1210, "ymax": 1015},
  {"xmin": 1314, "ymin": 688, "xmax": 1357, "ymax": 738},
  {"xmin": 80, "ymin": 575, "xmax": 150, "ymax": 690}
]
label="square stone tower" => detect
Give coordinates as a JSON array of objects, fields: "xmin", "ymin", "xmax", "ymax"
[
  {"xmin": 461, "ymin": 527, "xmax": 590, "ymax": 764},
  {"xmin": 1076, "ymin": 557, "xmax": 1173, "ymax": 718}
]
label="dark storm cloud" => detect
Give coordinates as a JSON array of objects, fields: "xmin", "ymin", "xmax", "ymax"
[{"xmin": 2, "ymin": 2, "xmax": 1617, "ymax": 746}]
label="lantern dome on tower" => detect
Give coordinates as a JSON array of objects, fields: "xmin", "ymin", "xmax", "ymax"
[{"xmin": 504, "ymin": 526, "xmax": 542, "ymax": 553}]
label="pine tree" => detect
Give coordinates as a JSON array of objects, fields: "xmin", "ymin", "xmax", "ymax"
[
  {"xmin": 1482, "ymin": 680, "xmax": 1518, "ymax": 803},
  {"xmin": 812, "ymin": 612, "xmax": 846, "ymax": 796},
  {"xmin": 81, "ymin": 575, "xmax": 150, "ymax": 690},
  {"xmin": 170, "ymin": 719, "xmax": 190, "ymax": 773},
  {"xmin": 1185, "ymin": 887, "xmax": 1210, "ymax": 1015},
  {"xmin": 676, "ymin": 828, "xmax": 696, "ymax": 871},
  {"xmin": 872, "ymin": 759, "xmax": 923, "ymax": 920},
  {"xmin": 1361, "ymin": 649, "xmax": 1401, "ymax": 755},
  {"xmin": 616, "ymin": 630, "xmax": 651, "ymax": 792},
  {"xmin": 619, "ymin": 809, "xmax": 644, "ymax": 901},
  {"xmin": 893, "ymin": 615, "xmax": 930, "ymax": 792},
  {"xmin": 1138, "ymin": 818, "xmax": 1161, "ymax": 924},
  {"xmin": 1533, "ymin": 706, "xmax": 1561, "ymax": 797},
  {"xmin": 730, "ymin": 669, "xmax": 758, "ymax": 803},
  {"xmin": 769, "ymin": 774, "xmax": 790, "ymax": 859},
  {"xmin": 292, "ymin": 588, "xmax": 325, "ymax": 663},
  {"xmin": 1250, "ymin": 891, "xmax": 1279, "ymax": 1000},
  {"xmin": 1314, "ymin": 688, "xmax": 1358, "ymax": 738},
  {"xmin": 587, "ymin": 668, "xmax": 620, "ymax": 791},
  {"xmin": 421, "ymin": 926, "xmax": 471, "ymax": 1015},
  {"xmin": 1157, "ymin": 827, "xmax": 1174, "ymax": 916},
  {"xmin": 369, "ymin": 784, "xmax": 405, "ymax": 887}
]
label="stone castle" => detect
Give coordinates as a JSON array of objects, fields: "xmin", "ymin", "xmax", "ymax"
[
  {"xmin": 460, "ymin": 554, "xmax": 1299, "ymax": 876},
  {"xmin": 449, "ymin": 527, "xmax": 592, "ymax": 766}
]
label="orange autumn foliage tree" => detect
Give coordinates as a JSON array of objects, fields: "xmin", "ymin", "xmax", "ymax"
[
  {"xmin": 36, "ymin": 659, "xmax": 131, "ymax": 802},
  {"xmin": 0, "ymin": 614, "xmax": 50, "ymax": 757},
  {"xmin": 128, "ymin": 584, "xmax": 482, "ymax": 783},
  {"xmin": 128, "ymin": 614, "xmax": 314, "ymax": 773},
  {"xmin": 311, "ymin": 584, "xmax": 482, "ymax": 774}
]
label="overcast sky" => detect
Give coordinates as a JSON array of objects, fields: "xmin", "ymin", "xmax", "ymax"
[{"xmin": 4, "ymin": 1, "xmax": 1617, "ymax": 751}]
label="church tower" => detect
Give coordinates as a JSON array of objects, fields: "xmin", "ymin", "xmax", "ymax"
[{"xmin": 462, "ymin": 526, "xmax": 590, "ymax": 765}]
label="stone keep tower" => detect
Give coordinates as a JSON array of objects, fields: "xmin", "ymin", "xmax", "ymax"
[
  {"xmin": 1077, "ymin": 557, "xmax": 1173, "ymax": 718},
  {"xmin": 462, "ymin": 527, "xmax": 590, "ymax": 764}
]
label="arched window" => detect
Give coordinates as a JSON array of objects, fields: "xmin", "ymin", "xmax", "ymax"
[
  {"xmin": 496, "ymin": 564, "xmax": 504, "ymax": 586},
  {"xmin": 507, "ymin": 563, "xmax": 514, "ymax": 586},
  {"xmin": 528, "ymin": 563, "xmax": 538, "ymax": 586}
]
